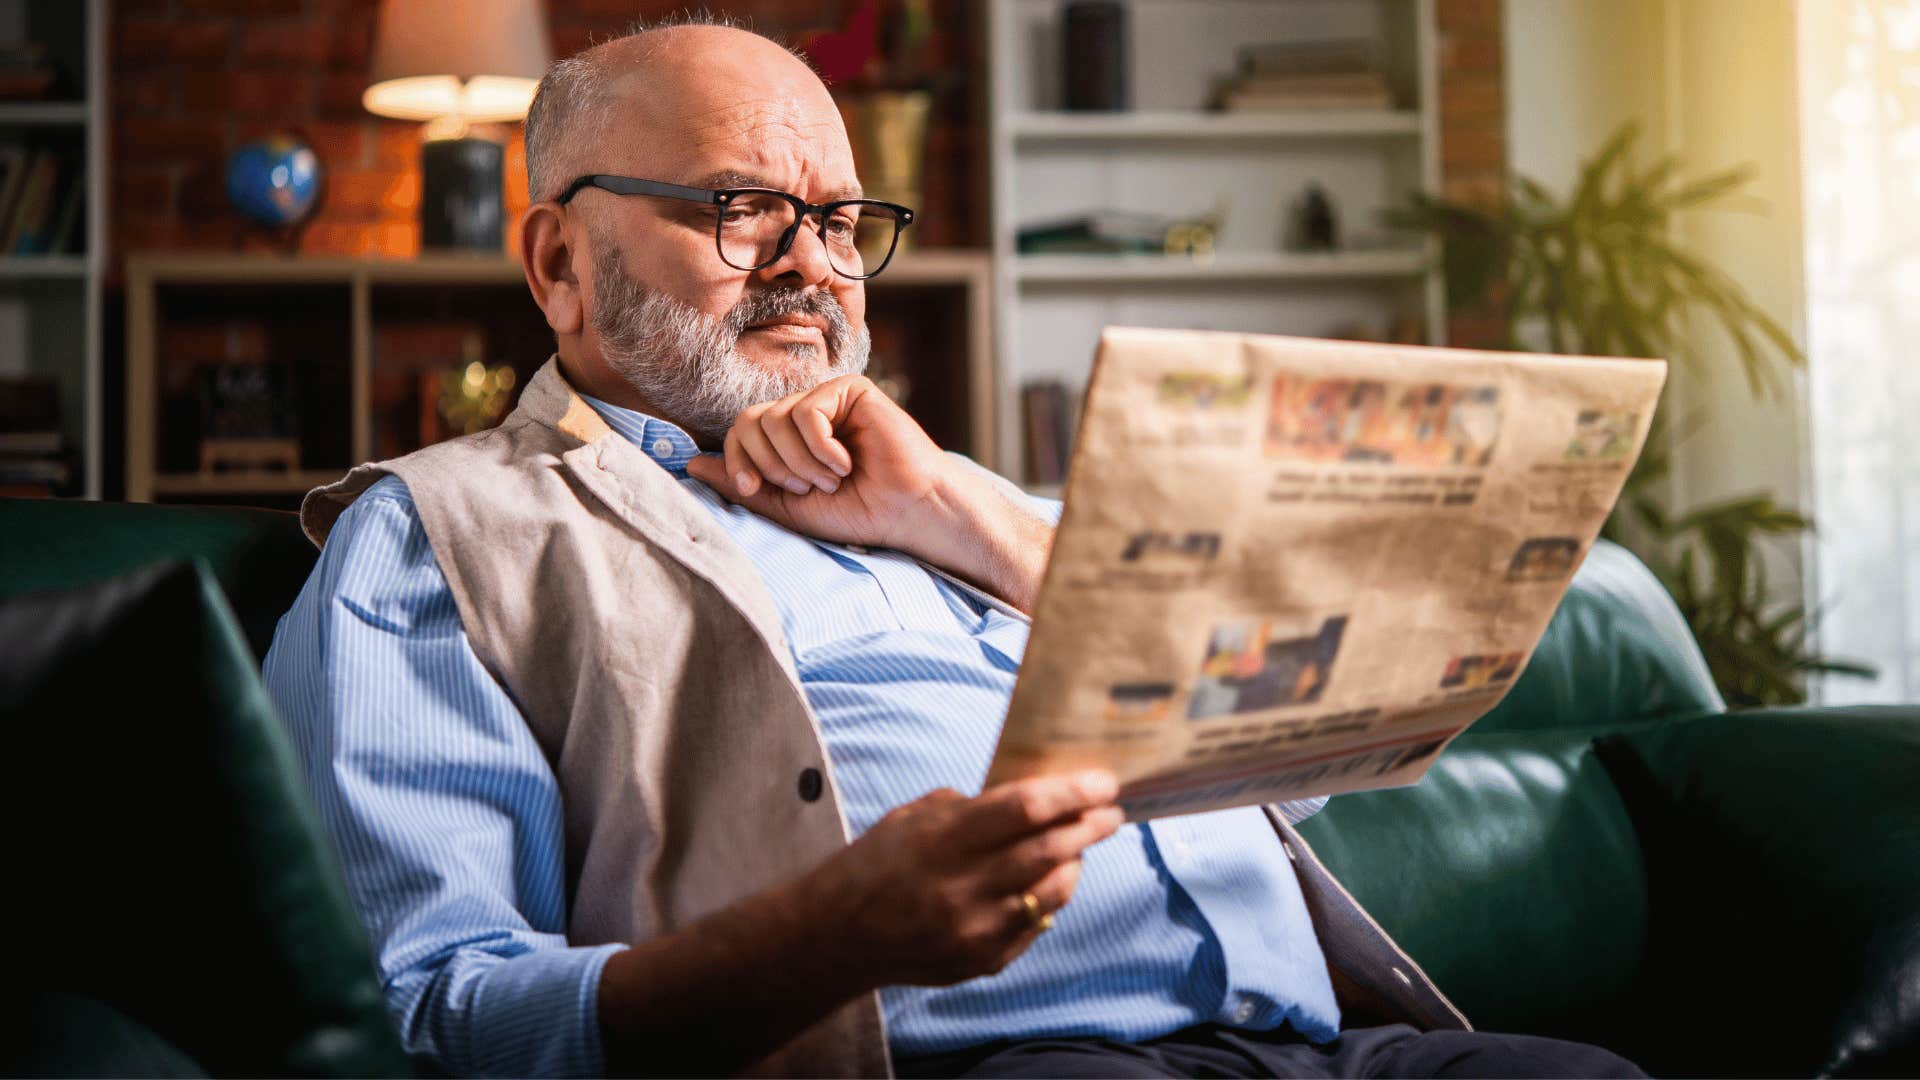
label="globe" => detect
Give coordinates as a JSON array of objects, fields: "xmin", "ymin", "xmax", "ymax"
[{"xmin": 226, "ymin": 136, "xmax": 323, "ymax": 228}]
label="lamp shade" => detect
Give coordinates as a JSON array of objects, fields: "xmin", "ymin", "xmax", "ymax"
[{"xmin": 363, "ymin": 0, "xmax": 551, "ymax": 123}]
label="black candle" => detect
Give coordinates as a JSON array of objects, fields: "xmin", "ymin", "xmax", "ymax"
[
  {"xmin": 420, "ymin": 136, "xmax": 505, "ymax": 251},
  {"xmin": 1063, "ymin": 1, "xmax": 1129, "ymax": 112}
]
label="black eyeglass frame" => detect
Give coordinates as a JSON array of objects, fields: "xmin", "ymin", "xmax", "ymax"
[{"xmin": 556, "ymin": 174, "xmax": 916, "ymax": 281}]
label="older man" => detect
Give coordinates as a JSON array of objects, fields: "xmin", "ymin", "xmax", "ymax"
[{"xmin": 265, "ymin": 17, "xmax": 1644, "ymax": 1080}]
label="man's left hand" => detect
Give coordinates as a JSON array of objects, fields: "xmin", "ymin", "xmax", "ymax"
[{"xmin": 686, "ymin": 375, "xmax": 1053, "ymax": 612}]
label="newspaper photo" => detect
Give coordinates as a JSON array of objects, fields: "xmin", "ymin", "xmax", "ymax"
[{"xmin": 984, "ymin": 327, "xmax": 1668, "ymax": 820}]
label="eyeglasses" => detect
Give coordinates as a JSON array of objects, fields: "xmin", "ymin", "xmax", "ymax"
[{"xmin": 557, "ymin": 174, "xmax": 915, "ymax": 281}]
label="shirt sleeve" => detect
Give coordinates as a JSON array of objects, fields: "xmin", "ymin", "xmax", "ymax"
[{"xmin": 263, "ymin": 475, "xmax": 625, "ymax": 1079}]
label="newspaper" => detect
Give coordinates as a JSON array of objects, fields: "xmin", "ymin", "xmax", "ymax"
[{"xmin": 985, "ymin": 327, "xmax": 1667, "ymax": 820}]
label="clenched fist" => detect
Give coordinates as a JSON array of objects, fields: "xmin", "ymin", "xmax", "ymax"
[
  {"xmin": 686, "ymin": 374, "xmax": 952, "ymax": 551},
  {"xmin": 685, "ymin": 374, "xmax": 1056, "ymax": 612}
]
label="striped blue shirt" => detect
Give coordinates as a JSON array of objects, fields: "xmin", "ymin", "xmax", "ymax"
[{"xmin": 264, "ymin": 396, "xmax": 1339, "ymax": 1078}]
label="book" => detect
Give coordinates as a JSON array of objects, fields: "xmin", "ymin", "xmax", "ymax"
[
  {"xmin": 0, "ymin": 146, "xmax": 28, "ymax": 231},
  {"xmin": 4, "ymin": 150, "xmax": 57, "ymax": 254},
  {"xmin": 0, "ymin": 42, "xmax": 56, "ymax": 100},
  {"xmin": 1233, "ymin": 72, "xmax": 1389, "ymax": 94},
  {"xmin": 0, "ymin": 457, "xmax": 70, "ymax": 486},
  {"xmin": 46, "ymin": 166, "xmax": 83, "ymax": 255},
  {"xmin": 0, "ymin": 430, "xmax": 62, "ymax": 454},
  {"xmin": 1214, "ymin": 71, "xmax": 1394, "ymax": 112},
  {"xmin": 1215, "ymin": 87, "xmax": 1394, "ymax": 111},
  {"xmin": 1214, "ymin": 40, "xmax": 1395, "ymax": 112},
  {"xmin": 1238, "ymin": 39, "xmax": 1376, "ymax": 77},
  {"xmin": 1017, "ymin": 212, "xmax": 1173, "ymax": 255},
  {"xmin": 1021, "ymin": 380, "xmax": 1075, "ymax": 486}
]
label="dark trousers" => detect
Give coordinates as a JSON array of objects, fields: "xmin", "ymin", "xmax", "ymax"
[{"xmin": 897, "ymin": 1022, "xmax": 1649, "ymax": 1079}]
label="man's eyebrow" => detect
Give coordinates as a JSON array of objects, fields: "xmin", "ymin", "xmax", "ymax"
[{"xmin": 689, "ymin": 170, "xmax": 864, "ymax": 203}]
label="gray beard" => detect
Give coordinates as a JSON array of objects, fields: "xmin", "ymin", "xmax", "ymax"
[{"xmin": 589, "ymin": 241, "xmax": 871, "ymax": 443}]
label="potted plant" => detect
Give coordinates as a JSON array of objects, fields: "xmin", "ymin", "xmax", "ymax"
[{"xmin": 1391, "ymin": 123, "xmax": 1872, "ymax": 705}]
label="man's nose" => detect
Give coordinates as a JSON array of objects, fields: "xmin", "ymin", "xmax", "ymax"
[{"xmin": 755, "ymin": 216, "xmax": 837, "ymax": 289}]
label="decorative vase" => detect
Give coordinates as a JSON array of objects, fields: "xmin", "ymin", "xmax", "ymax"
[{"xmin": 841, "ymin": 89, "xmax": 932, "ymax": 256}]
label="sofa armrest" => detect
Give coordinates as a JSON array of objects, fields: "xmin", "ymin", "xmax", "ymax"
[{"xmin": 1595, "ymin": 706, "xmax": 1920, "ymax": 1078}]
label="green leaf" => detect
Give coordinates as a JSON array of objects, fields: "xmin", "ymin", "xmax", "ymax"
[{"xmin": 1660, "ymin": 166, "xmax": 1755, "ymax": 211}]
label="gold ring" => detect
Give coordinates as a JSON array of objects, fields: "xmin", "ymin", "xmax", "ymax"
[{"xmin": 1020, "ymin": 891, "xmax": 1054, "ymax": 932}]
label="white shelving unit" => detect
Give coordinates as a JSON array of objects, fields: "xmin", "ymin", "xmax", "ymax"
[
  {"xmin": 988, "ymin": 0, "xmax": 1443, "ymax": 479},
  {"xmin": 1009, "ymin": 108, "xmax": 1424, "ymax": 142},
  {"xmin": 0, "ymin": 0, "xmax": 104, "ymax": 498},
  {"xmin": 1015, "ymin": 249, "xmax": 1429, "ymax": 284}
]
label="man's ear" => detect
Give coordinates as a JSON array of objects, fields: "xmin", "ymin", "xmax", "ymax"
[{"xmin": 520, "ymin": 202, "xmax": 584, "ymax": 337}]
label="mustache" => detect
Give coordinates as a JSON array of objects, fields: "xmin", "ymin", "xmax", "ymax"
[{"xmin": 723, "ymin": 287, "xmax": 855, "ymax": 342}]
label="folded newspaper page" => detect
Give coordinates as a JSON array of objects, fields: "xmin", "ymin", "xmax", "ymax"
[{"xmin": 985, "ymin": 327, "xmax": 1668, "ymax": 820}]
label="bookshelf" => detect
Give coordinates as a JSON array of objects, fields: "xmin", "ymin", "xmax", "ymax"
[
  {"xmin": 988, "ymin": 0, "xmax": 1444, "ymax": 482},
  {"xmin": 0, "ymin": 0, "xmax": 103, "ymax": 499},
  {"xmin": 124, "ymin": 252, "xmax": 995, "ymax": 505},
  {"xmin": 1008, "ymin": 108, "xmax": 1424, "ymax": 141},
  {"xmin": 1014, "ymin": 250, "xmax": 1429, "ymax": 284}
]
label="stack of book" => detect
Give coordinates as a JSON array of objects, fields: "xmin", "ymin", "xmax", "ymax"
[
  {"xmin": 1211, "ymin": 40, "xmax": 1394, "ymax": 112},
  {"xmin": 0, "ymin": 376, "xmax": 71, "ymax": 496},
  {"xmin": 0, "ymin": 144, "xmax": 84, "ymax": 256},
  {"xmin": 0, "ymin": 43, "xmax": 57, "ymax": 100},
  {"xmin": 1016, "ymin": 212, "xmax": 1171, "ymax": 256}
]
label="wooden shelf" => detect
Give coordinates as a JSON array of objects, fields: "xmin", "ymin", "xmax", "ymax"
[
  {"xmin": 149, "ymin": 471, "xmax": 348, "ymax": 497},
  {"xmin": 874, "ymin": 248, "xmax": 992, "ymax": 286},
  {"xmin": 0, "ymin": 101, "xmax": 90, "ymax": 126},
  {"xmin": 0, "ymin": 255, "xmax": 87, "ymax": 279},
  {"xmin": 1014, "ymin": 250, "xmax": 1428, "ymax": 284},
  {"xmin": 1011, "ymin": 109, "xmax": 1423, "ymax": 143},
  {"xmin": 126, "ymin": 252, "xmax": 526, "ymax": 286},
  {"xmin": 125, "ymin": 249, "xmax": 1000, "ymax": 501},
  {"xmin": 126, "ymin": 249, "xmax": 989, "ymax": 288}
]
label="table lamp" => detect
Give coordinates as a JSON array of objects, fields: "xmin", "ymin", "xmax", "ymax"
[{"xmin": 363, "ymin": 0, "xmax": 551, "ymax": 251}]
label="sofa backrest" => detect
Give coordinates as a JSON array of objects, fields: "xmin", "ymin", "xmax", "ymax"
[
  {"xmin": 1299, "ymin": 728, "xmax": 1648, "ymax": 1049},
  {"xmin": 1298, "ymin": 541, "xmax": 1725, "ymax": 1061},
  {"xmin": 0, "ymin": 498, "xmax": 317, "ymax": 660},
  {"xmin": 1474, "ymin": 539, "xmax": 1722, "ymax": 733}
]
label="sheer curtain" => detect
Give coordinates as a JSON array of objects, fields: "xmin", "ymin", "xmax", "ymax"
[{"xmin": 1800, "ymin": 0, "xmax": 1920, "ymax": 702}]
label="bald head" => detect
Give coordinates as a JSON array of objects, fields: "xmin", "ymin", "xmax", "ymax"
[
  {"xmin": 516, "ymin": 16, "xmax": 875, "ymax": 443},
  {"xmin": 524, "ymin": 19, "xmax": 845, "ymax": 204}
]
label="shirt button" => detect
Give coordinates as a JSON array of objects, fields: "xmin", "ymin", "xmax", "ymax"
[
  {"xmin": 797, "ymin": 767, "xmax": 824, "ymax": 802},
  {"xmin": 651, "ymin": 437, "xmax": 673, "ymax": 458},
  {"xmin": 1233, "ymin": 997, "xmax": 1256, "ymax": 1023}
]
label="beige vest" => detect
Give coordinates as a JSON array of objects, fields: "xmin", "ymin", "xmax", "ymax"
[{"xmin": 301, "ymin": 358, "xmax": 1467, "ymax": 1077}]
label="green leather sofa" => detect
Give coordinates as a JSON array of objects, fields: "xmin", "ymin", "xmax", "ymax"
[
  {"xmin": 3, "ymin": 496, "xmax": 1916, "ymax": 1078},
  {"xmin": 1302, "ymin": 541, "xmax": 1920, "ymax": 1077},
  {"xmin": 1, "ymin": 499, "xmax": 408, "ymax": 1078}
]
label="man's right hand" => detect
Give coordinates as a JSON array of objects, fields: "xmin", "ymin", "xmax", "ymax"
[
  {"xmin": 597, "ymin": 770, "xmax": 1123, "ymax": 1075},
  {"xmin": 808, "ymin": 770, "xmax": 1125, "ymax": 988}
]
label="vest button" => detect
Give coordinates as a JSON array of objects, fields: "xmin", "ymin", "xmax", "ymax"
[{"xmin": 797, "ymin": 767, "xmax": 824, "ymax": 802}]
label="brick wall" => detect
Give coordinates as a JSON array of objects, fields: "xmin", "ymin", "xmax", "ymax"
[
  {"xmin": 112, "ymin": 0, "xmax": 1505, "ymax": 328},
  {"xmin": 1434, "ymin": 0, "xmax": 1508, "ymax": 348},
  {"xmin": 110, "ymin": 0, "xmax": 983, "ymax": 265}
]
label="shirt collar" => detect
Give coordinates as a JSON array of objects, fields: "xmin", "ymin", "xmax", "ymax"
[{"xmin": 577, "ymin": 393, "xmax": 703, "ymax": 474}]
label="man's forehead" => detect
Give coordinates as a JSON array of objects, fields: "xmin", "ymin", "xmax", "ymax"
[{"xmin": 603, "ymin": 74, "xmax": 860, "ymax": 199}]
